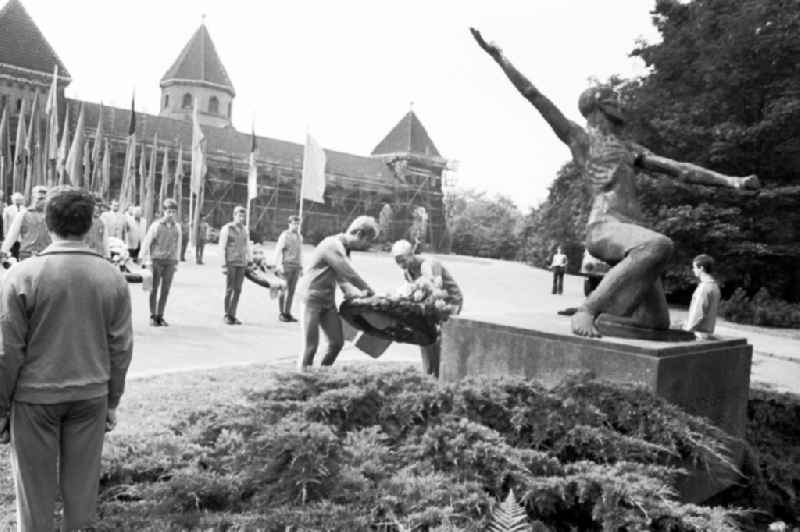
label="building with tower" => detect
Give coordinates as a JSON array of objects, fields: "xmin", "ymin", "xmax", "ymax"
[{"xmin": 0, "ymin": 0, "xmax": 453, "ymax": 248}]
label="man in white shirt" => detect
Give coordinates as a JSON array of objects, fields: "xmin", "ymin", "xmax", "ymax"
[
  {"xmin": 3, "ymin": 192, "xmax": 26, "ymax": 259},
  {"xmin": 550, "ymin": 246, "xmax": 568, "ymax": 295},
  {"xmin": 125, "ymin": 206, "xmax": 147, "ymax": 263},
  {"xmin": 99, "ymin": 200, "xmax": 127, "ymax": 241},
  {"xmin": 683, "ymin": 254, "xmax": 721, "ymax": 339}
]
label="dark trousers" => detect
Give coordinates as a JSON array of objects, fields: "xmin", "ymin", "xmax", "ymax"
[
  {"xmin": 278, "ymin": 266, "xmax": 301, "ymax": 316},
  {"xmin": 225, "ymin": 265, "xmax": 246, "ymax": 318},
  {"xmin": 552, "ymin": 266, "xmax": 565, "ymax": 294},
  {"xmin": 10, "ymin": 241, "xmax": 20, "ymax": 260},
  {"xmin": 180, "ymin": 236, "xmax": 189, "ymax": 262},
  {"xmin": 10, "ymin": 396, "xmax": 108, "ymax": 531},
  {"xmin": 150, "ymin": 259, "xmax": 177, "ymax": 317},
  {"xmin": 195, "ymin": 242, "xmax": 205, "ymax": 264}
]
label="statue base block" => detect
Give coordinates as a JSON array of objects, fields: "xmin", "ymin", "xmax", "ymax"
[{"xmin": 440, "ymin": 313, "xmax": 752, "ymax": 503}]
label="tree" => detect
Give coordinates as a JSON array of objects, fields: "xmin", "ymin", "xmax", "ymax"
[{"xmin": 445, "ymin": 189, "xmax": 522, "ymax": 260}]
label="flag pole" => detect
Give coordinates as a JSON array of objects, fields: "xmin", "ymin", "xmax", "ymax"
[
  {"xmin": 247, "ymin": 117, "xmax": 254, "ymax": 232},
  {"xmin": 298, "ymin": 125, "xmax": 308, "ymax": 221}
]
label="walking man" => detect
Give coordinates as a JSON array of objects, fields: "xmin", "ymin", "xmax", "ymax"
[
  {"xmin": 0, "ymin": 186, "xmax": 133, "ymax": 531},
  {"xmin": 141, "ymin": 198, "xmax": 182, "ymax": 326},
  {"xmin": 273, "ymin": 215, "xmax": 303, "ymax": 322},
  {"xmin": 299, "ymin": 216, "xmax": 377, "ymax": 369},
  {"xmin": 1, "ymin": 186, "xmax": 51, "ymax": 261},
  {"xmin": 219, "ymin": 206, "xmax": 250, "ymax": 325},
  {"xmin": 392, "ymin": 239, "xmax": 463, "ymax": 377},
  {"xmin": 682, "ymin": 254, "xmax": 722, "ymax": 339},
  {"xmin": 550, "ymin": 246, "xmax": 568, "ymax": 295}
]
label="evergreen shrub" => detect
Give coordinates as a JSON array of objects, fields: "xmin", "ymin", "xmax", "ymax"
[{"xmin": 95, "ymin": 367, "xmax": 799, "ymax": 531}]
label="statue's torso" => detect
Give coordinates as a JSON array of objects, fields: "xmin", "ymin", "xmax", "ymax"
[{"xmin": 576, "ymin": 128, "xmax": 643, "ymax": 225}]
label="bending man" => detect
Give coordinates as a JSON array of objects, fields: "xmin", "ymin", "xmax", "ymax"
[{"xmin": 299, "ymin": 216, "xmax": 377, "ymax": 369}]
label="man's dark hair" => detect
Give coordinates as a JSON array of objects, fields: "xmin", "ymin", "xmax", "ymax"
[
  {"xmin": 693, "ymin": 254, "xmax": 715, "ymax": 274},
  {"xmin": 45, "ymin": 186, "xmax": 95, "ymax": 237},
  {"xmin": 288, "ymin": 215, "xmax": 301, "ymax": 223}
]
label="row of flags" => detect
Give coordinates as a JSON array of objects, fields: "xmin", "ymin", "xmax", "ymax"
[{"xmin": 0, "ymin": 66, "xmax": 329, "ymax": 236}]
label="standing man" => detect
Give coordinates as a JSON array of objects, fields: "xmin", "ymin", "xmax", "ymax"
[
  {"xmin": 196, "ymin": 215, "xmax": 209, "ymax": 265},
  {"xmin": 125, "ymin": 206, "xmax": 147, "ymax": 263},
  {"xmin": 2, "ymin": 192, "xmax": 26, "ymax": 260},
  {"xmin": 219, "ymin": 206, "xmax": 250, "ymax": 325},
  {"xmin": 273, "ymin": 215, "xmax": 303, "ymax": 322},
  {"xmin": 84, "ymin": 195, "xmax": 109, "ymax": 258},
  {"xmin": 0, "ymin": 186, "xmax": 133, "ymax": 531},
  {"xmin": 141, "ymin": 198, "xmax": 182, "ymax": 327},
  {"xmin": 682, "ymin": 254, "xmax": 722, "ymax": 339},
  {"xmin": 299, "ymin": 216, "xmax": 377, "ymax": 369},
  {"xmin": 99, "ymin": 199, "xmax": 127, "ymax": 241},
  {"xmin": 550, "ymin": 246, "xmax": 568, "ymax": 295},
  {"xmin": 1, "ymin": 186, "xmax": 50, "ymax": 261},
  {"xmin": 392, "ymin": 239, "xmax": 463, "ymax": 377}
]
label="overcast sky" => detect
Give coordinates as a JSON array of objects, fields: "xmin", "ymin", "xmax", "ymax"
[{"xmin": 20, "ymin": 0, "xmax": 662, "ymax": 211}]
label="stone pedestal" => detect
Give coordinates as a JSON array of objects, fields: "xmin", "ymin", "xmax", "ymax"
[{"xmin": 440, "ymin": 313, "xmax": 752, "ymax": 502}]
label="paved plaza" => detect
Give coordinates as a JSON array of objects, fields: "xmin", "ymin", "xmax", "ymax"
[{"xmin": 123, "ymin": 243, "xmax": 800, "ymax": 394}]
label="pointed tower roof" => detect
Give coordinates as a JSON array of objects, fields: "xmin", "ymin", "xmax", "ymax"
[
  {"xmin": 160, "ymin": 23, "xmax": 235, "ymax": 96},
  {"xmin": 0, "ymin": 0, "xmax": 71, "ymax": 86},
  {"xmin": 371, "ymin": 110, "xmax": 441, "ymax": 158}
]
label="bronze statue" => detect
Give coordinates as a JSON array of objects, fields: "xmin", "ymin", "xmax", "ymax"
[{"xmin": 470, "ymin": 28, "xmax": 759, "ymax": 339}]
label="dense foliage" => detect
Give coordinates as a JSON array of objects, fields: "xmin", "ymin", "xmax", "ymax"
[
  {"xmin": 90, "ymin": 367, "xmax": 800, "ymax": 531},
  {"xmin": 518, "ymin": 0, "xmax": 800, "ymax": 306},
  {"xmin": 445, "ymin": 189, "xmax": 522, "ymax": 260}
]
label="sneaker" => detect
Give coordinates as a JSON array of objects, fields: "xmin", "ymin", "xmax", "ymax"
[
  {"xmin": 157, "ymin": 316, "xmax": 169, "ymax": 327},
  {"xmin": 285, "ymin": 314, "xmax": 298, "ymax": 322},
  {"xmin": 224, "ymin": 315, "xmax": 236, "ymax": 325},
  {"xmin": 232, "ymin": 317, "xmax": 243, "ymax": 325},
  {"xmin": 278, "ymin": 313, "xmax": 290, "ymax": 322},
  {"xmin": 150, "ymin": 316, "xmax": 160, "ymax": 327}
]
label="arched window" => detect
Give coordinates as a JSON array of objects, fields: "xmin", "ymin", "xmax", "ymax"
[
  {"xmin": 181, "ymin": 93, "xmax": 192, "ymax": 109},
  {"xmin": 208, "ymin": 96, "xmax": 219, "ymax": 114},
  {"xmin": 163, "ymin": 94, "xmax": 170, "ymax": 109},
  {"xmin": 227, "ymin": 102, "xmax": 232, "ymax": 118}
]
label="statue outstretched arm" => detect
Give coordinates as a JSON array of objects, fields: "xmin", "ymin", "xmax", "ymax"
[
  {"xmin": 470, "ymin": 28, "xmax": 582, "ymax": 147},
  {"xmin": 638, "ymin": 153, "xmax": 760, "ymax": 190}
]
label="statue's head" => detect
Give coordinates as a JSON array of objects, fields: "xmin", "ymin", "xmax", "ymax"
[{"xmin": 578, "ymin": 86, "xmax": 625, "ymax": 126}]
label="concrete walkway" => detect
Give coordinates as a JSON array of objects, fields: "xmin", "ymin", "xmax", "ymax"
[{"xmin": 123, "ymin": 243, "xmax": 800, "ymax": 394}]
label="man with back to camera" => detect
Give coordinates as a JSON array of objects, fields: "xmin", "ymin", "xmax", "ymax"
[
  {"xmin": 2, "ymin": 186, "xmax": 50, "ymax": 261},
  {"xmin": 298, "ymin": 216, "xmax": 378, "ymax": 369},
  {"xmin": 141, "ymin": 198, "xmax": 182, "ymax": 326},
  {"xmin": 0, "ymin": 186, "xmax": 133, "ymax": 531},
  {"xmin": 219, "ymin": 205, "xmax": 250, "ymax": 325},
  {"xmin": 273, "ymin": 215, "xmax": 303, "ymax": 322}
]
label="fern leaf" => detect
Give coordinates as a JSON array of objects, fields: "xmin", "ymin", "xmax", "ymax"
[{"xmin": 488, "ymin": 489, "xmax": 532, "ymax": 532}]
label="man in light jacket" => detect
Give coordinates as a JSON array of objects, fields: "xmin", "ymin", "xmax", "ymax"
[
  {"xmin": 0, "ymin": 186, "xmax": 133, "ymax": 531},
  {"xmin": 141, "ymin": 198, "xmax": 182, "ymax": 326},
  {"xmin": 219, "ymin": 205, "xmax": 250, "ymax": 325}
]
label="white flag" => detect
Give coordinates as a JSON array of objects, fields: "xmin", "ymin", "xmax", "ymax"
[{"xmin": 301, "ymin": 133, "xmax": 326, "ymax": 203}]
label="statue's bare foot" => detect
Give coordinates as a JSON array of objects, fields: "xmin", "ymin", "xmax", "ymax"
[{"xmin": 571, "ymin": 309, "xmax": 600, "ymax": 337}]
